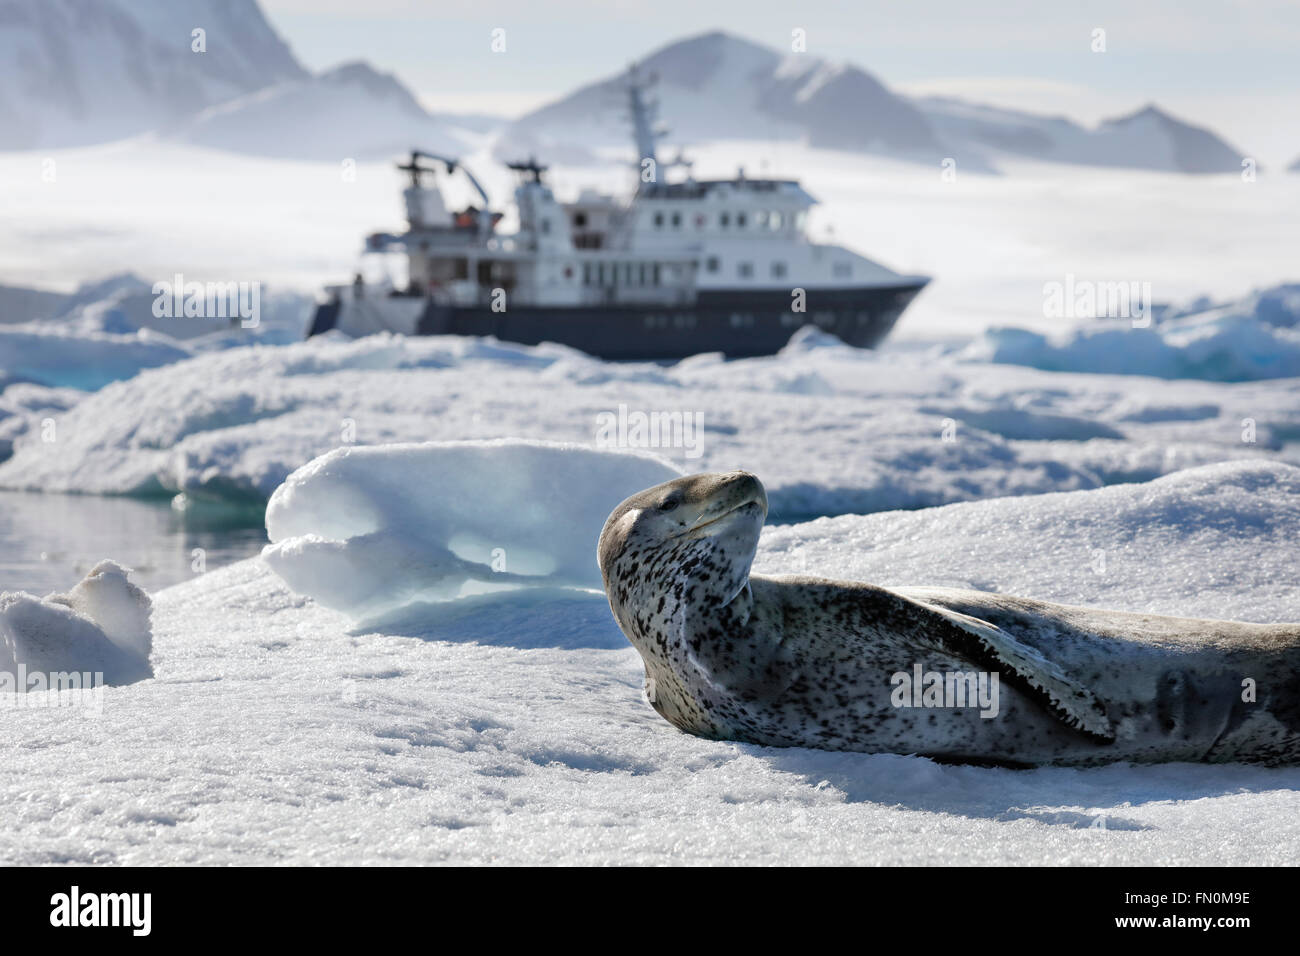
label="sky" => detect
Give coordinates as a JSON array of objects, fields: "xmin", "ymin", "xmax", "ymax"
[{"xmin": 259, "ymin": 0, "xmax": 1300, "ymax": 165}]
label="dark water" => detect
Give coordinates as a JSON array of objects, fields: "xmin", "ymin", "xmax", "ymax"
[{"xmin": 0, "ymin": 490, "xmax": 268, "ymax": 596}]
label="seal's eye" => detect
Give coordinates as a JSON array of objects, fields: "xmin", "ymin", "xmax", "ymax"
[{"xmin": 658, "ymin": 497, "xmax": 679, "ymax": 512}]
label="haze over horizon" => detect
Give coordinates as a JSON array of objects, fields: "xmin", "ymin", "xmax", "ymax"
[{"xmin": 259, "ymin": 0, "xmax": 1300, "ymax": 166}]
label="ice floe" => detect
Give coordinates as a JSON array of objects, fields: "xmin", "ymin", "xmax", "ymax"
[
  {"xmin": 1, "ymin": 560, "xmax": 153, "ymax": 691},
  {"xmin": 2, "ymin": 330, "xmax": 1296, "ymax": 517},
  {"xmin": 3, "ymin": 461, "xmax": 1296, "ymax": 864},
  {"xmin": 963, "ymin": 285, "xmax": 1300, "ymax": 381}
]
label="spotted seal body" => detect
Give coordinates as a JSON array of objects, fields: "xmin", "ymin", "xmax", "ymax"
[{"xmin": 597, "ymin": 472, "xmax": 1300, "ymax": 766}]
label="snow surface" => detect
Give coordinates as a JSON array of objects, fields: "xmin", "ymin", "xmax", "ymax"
[
  {"xmin": 1, "ymin": 560, "xmax": 153, "ymax": 688},
  {"xmin": 264, "ymin": 440, "xmax": 679, "ymax": 621},
  {"xmin": 3, "ymin": 329, "xmax": 1296, "ymax": 519},
  {"xmin": 2, "ymin": 455, "xmax": 1297, "ymax": 865}
]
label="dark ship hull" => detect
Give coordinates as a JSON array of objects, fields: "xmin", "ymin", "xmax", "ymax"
[{"xmin": 309, "ymin": 280, "xmax": 927, "ymax": 359}]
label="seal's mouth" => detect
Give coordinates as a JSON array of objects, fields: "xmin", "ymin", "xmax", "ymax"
[
  {"xmin": 685, "ymin": 473, "xmax": 768, "ymax": 537},
  {"xmin": 688, "ymin": 499, "xmax": 764, "ymax": 536}
]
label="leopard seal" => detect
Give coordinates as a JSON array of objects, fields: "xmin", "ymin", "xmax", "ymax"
[{"xmin": 597, "ymin": 471, "xmax": 1300, "ymax": 766}]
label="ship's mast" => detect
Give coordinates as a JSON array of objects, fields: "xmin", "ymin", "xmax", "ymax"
[
  {"xmin": 626, "ymin": 65, "xmax": 661, "ymax": 181},
  {"xmin": 625, "ymin": 65, "xmax": 692, "ymax": 196}
]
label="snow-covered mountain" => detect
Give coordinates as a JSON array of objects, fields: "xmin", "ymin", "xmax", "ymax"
[
  {"xmin": 1092, "ymin": 105, "xmax": 1245, "ymax": 173},
  {"xmin": 495, "ymin": 31, "xmax": 945, "ymax": 167},
  {"xmin": 0, "ymin": 0, "xmax": 305, "ymax": 150},
  {"xmin": 920, "ymin": 99, "xmax": 1246, "ymax": 173},
  {"xmin": 172, "ymin": 61, "xmax": 485, "ymax": 160},
  {"xmin": 0, "ymin": 5, "xmax": 1258, "ymax": 174},
  {"xmin": 498, "ymin": 30, "xmax": 1249, "ymax": 175}
]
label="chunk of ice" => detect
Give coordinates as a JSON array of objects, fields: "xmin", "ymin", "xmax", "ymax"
[{"xmin": 263, "ymin": 440, "xmax": 681, "ymax": 620}]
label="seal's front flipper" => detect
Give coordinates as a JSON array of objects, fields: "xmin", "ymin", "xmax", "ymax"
[{"xmin": 913, "ymin": 599, "xmax": 1116, "ymax": 743}]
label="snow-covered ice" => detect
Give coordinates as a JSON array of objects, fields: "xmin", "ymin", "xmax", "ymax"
[
  {"xmin": 0, "ymin": 277, "xmax": 314, "ymax": 390},
  {"xmin": 0, "ymin": 382, "xmax": 79, "ymax": 461},
  {"xmin": 963, "ymin": 284, "xmax": 1300, "ymax": 382},
  {"xmin": 264, "ymin": 440, "xmax": 679, "ymax": 621},
  {"xmin": 1, "ymin": 560, "xmax": 153, "ymax": 689},
  {"xmin": 3, "ymin": 328, "xmax": 1297, "ymax": 518},
  {"xmin": 760, "ymin": 459, "xmax": 1300, "ymax": 623},
  {"xmin": 2, "ymin": 455, "xmax": 1296, "ymax": 865},
  {"xmin": 0, "ymin": 324, "xmax": 190, "ymax": 391}
]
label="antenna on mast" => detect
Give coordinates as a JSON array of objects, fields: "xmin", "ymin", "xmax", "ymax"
[
  {"xmin": 625, "ymin": 64, "xmax": 692, "ymax": 194},
  {"xmin": 626, "ymin": 64, "xmax": 662, "ymax": 175}
]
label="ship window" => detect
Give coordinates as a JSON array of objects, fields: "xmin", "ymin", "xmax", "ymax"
[
  {"xmin": 755, "ymin": 211, "xmax": 768, "ymax": 226},
  {"xmin": 598, "ymin": 262, "xmax": 607, "ymax": 285},
  {"xmin": 720, "ymin": 212, "xmax": 730, "ymax": 228},
  {"xmin": 738, "ymin": 262, "xmax": 754, "ymax": 279},
  {"xmin": 653, "ymin": 212, "xmax": 664, "ymax": 228},
  {"xmin": 652, "ymin": 263, "xmax": 661, "ymax": 285},
  {"xmin": 737, "ymin": 212, "xmax": 747, "ymax": 228},
  {"xmin": 769, "ymin": 211, "xmax": 783, "ymax": 230},
  {"xmin": 541, "ymin": 219, "xmax": 551, "ymax": 234},
  {"xmin": 574, "ymin": 212, "xmax": 588, "ymax": 228},
  {"xmin": 771, "ymin": 261, "xmax": 787, "ymax": 279},
  {"xmin": 453, "ymin": 258, "xmax": 468, "ymax": 280},
  {"xmin": 583, "ymin": 263, "xmax": 591, "ymax": 285},
  {"xmin": 795, "ymin": 211, "xmax": 807, "ymax": 230},
  {"xmin": 671, "ymin": 212, "xmax": 682, "ymax": 228},
  {"xmin": 706, "ymin": 257, "xmax": 719, "ymax": 273},
  {"xmin": 638, "ymin": 263, "xmax": 647, "ymax": 285},
  {"xmin": 834, "ymin": 262, "xmax": 852, "ymax": 278}
]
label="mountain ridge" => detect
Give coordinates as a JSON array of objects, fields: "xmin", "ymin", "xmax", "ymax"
[
  {"xmin": 497, "ymin": 29, "xmax": 1251, "ymax": 175},
  {"xmin": 0, "ymin": 6, "xmax": 1264, "ymax": 175}
]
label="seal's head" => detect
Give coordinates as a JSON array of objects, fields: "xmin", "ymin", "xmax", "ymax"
[
  {"xmin": 599, "ymin": 471, "xmax": 767, "ymax": 589},
  {"xmin": 598, "ymin": 471, "xmax": 767, "ymax": 653}
]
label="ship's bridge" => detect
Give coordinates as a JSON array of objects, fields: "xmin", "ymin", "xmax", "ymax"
[{"xmin": 627, "ymin": 176, "xmax": 814, "ymax": 249}]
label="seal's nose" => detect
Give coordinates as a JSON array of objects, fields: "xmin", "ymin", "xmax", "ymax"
[{"xmin": 722, "ymin": 471, "xmax": 767, "ymax": 516}]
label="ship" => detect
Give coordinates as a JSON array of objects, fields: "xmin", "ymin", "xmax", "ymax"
[{"xmin": 307, "ymin": 69, "xmax": 929, "ymax": 359}]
